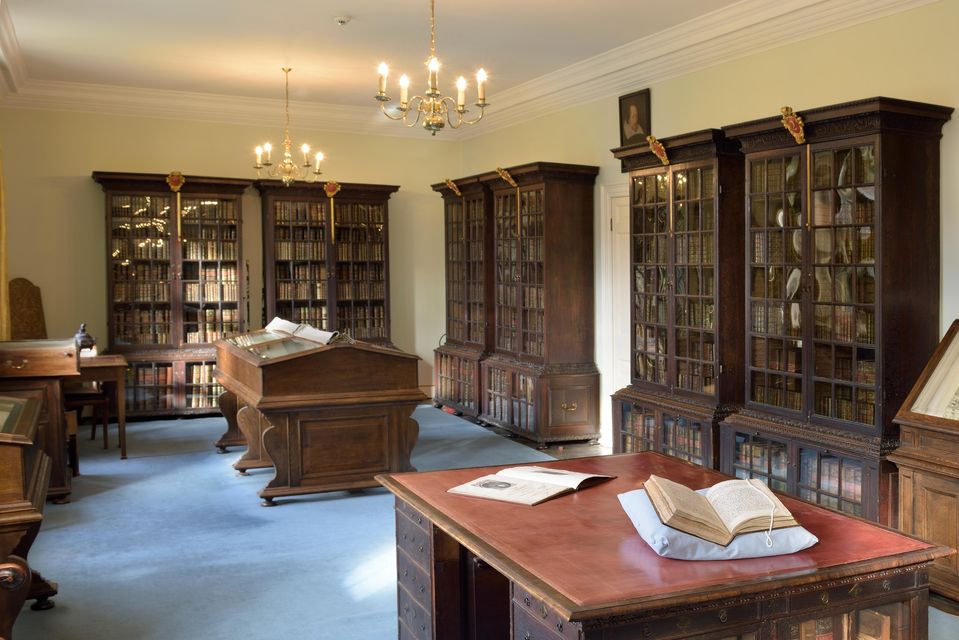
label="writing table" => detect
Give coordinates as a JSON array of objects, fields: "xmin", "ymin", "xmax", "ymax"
[
  {"xmin": 77, "ymin": 354, "xmax": 128, "ymax": 459},
  {"xmin": 377, "ymin": 452, "xmax": 952, "ymax": 640}
]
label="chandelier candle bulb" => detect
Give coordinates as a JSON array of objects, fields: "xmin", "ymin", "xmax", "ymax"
[
  {"xmin": 263, "ymin": 142, "xmax": 273, "ymax": 164},
  {"xmin": 255, "ymin": 146, "xmax": 263, "ymax": 166},
  {"xmin": 476, "ymin": 68, "xmax": 487, "ymax": 103},
  {"xmin": 428, "ymin": 57, "xmax": 439, "ymax": 93},
  {"xmin": 399, "ymin": 74, "xmax": 410, "ymax": 106},
  {"xmin": 301, "ymin": 144, "xmax": 310, "ymax": 165},
  {"xmin": 377, "ymin": 62, "xmax": 389, "ymax": 95},
  {"xmin": 456, "ymin": 76, "xmax": 466, "ymax": 110},
  {"xmin": 314, "ymin": 152, "xmax": 324, "ymax": 173}
]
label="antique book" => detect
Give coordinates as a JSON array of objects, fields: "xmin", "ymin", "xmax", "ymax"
[
  {"xmin": 264, "ymin": 317, "xmax": 339, "ymax": 345},
  {"xmin": 645, "ymin": 474, "xmax": 797, "ymax": 546},
  {"xmin": 448, "ymin": 466, "xmax": 614, "ymax": 506}
]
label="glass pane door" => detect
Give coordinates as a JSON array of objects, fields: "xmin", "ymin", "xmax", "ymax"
[
  {"xmin": 519, "ymin": 187, "xmax": 545, "ymax": 358},
  {"xmin": 494, "ymin": 191, "xmax": 518, "ymax": 352},
  {"xmin": 445, "ymin": 198, "xmax": 467, "ymax": 342},
  {"xmin": 464, "ymin": 194, "xmax": 487, "ymax": 345},
  {"xmin": 631, "ymin": 172, "xmax": 669, "ymax": 385},
  {"xmin": 273, "ymin": 199, "xmax": 329, "ymax": 329}
]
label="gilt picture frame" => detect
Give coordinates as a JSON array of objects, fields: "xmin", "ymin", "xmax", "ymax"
[{"xmin": 619, "ymin": 89, "xmax": 651, "ymax": 147}]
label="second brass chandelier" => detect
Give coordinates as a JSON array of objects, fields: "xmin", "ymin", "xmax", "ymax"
[{"xmin": 375, "ymin": 0, "xmax": 489, "ymax": 135}]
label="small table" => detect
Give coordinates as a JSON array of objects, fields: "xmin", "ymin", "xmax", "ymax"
[
  {"xmin": 378, "ymin": 452, "xmax": 953, "ymax": 640},
  {"xmin": 78, "ymin": 354, "xmax": 128, "ymax": 459}
]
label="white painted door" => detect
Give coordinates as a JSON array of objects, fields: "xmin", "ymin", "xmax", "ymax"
[{"xmin": 610, "ymin": 196, "xmax": 632, "ymax": 388}]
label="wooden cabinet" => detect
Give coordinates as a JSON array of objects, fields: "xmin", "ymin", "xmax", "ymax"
[
  {"xmin": 890, "ymin": 319, "xmax": 959, "ymax": 603},
  {"xmin": 92, "ymin": 171, "xmax": 252, "ymax": 417},
  {"xmin": 472, "ymin": 162, "xmax": 599, "ymax": 446},
  {"xmin": 720, "ymin": 97, "xmax": 953, "ymax": 523},
  {"xmin": 0, "ymin": 339, "xmax": 79, "ymax": 501},
  {"xmin": 0, "ymin": 395, "xmax": 57, "ymax": 636},
  {"xmin": 610, "ymin": 129, "xmax": 745, "ymax": 465},
  {"xmin": 255, "ymin": 180, "xmax": 399, "ymax": 342},
  {"xmin": 431, "ymin": 176, "xmax": 493, "ymax": 418}
]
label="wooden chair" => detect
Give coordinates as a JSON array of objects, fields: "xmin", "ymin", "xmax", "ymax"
[
  {"xmin": 8, "ymin": 277, "xmax": 47, "ymax": 339},
  {"xmin": 63, "ymin": 383, "xmax": 111, "ymax": 450}
]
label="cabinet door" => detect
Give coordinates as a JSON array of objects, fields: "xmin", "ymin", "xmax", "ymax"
[
  {"xmin": 518, "ymin": 186, "xmax": 545, "ymax": 359},
  {"xmin": 796, "ymin": 445, "xmax": 868, "ymax": 517},
  {"xmin": 618, "ymin": 400, "xmax": 657, "ymax": 453},
  {"xmin": 270, "ymin": 198, "xmax": 330, "ymax": 329},
  {"xmin": 631, "ymin": 171, "xmax": 669, "ymax": 386},
  {"xmin": 746, "ymin": 151, "xmax": 804, "ymax": 413},
  {"xmin": 125, "ymin": 361, "xmax": 175, "ymax": 414},
  {"xmin": 808, "ymin": 141, "xmax": 877, "ymax": 428},
  {"xmin": 727, "ymin": 429, "xmax": 790, "ymax": 492},
  {"xmin": 464, "ymin": 194, "xmax": 488, "ymax": 346},
  {"xmin": 445, "ymin": 198, "xmax": 468, "ymax": 343},
  {"xmin": 493, "ymin": 190, "xmax": 519, "ymax": 353},
  {"xmin": 179, "ymin": 195, "xmax": 242, "ymax": 345},
  {"xmin": 333, "ymin": 202, "xmax": 388, "ymax": 340},
  {"xmin": 109, "ymin": 192, "xmax": 174, "ymax": 347}
]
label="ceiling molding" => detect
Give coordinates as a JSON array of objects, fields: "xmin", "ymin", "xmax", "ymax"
[{"xmin": 0, "ymin": 0, "xmax": 938, "ymax": 140}]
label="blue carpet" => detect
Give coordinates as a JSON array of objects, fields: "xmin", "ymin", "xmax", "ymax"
[{"xmin": 13, "ymin": 406, "xmax": 553, "ymax": 640}]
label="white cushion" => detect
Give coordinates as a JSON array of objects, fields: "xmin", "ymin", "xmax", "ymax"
[{"xmin": 618, "ymin": 488, "xmax": 819, "ymax": 560}]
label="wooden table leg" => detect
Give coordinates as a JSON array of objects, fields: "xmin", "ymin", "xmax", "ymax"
[{"xmin": 116, "ymin": 364, "xmax": 127, "ymax": 459}]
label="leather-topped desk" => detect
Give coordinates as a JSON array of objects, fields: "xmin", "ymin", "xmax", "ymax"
[
  {"xmin": 377, "ymin": 452, "xmax": 953, "ymax": 640},
  {"xmin": 78, "ymin": 354, "xmax": 128, "ymax": 459}
]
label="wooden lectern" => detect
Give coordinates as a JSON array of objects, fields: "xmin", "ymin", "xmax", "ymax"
[{"xmin": 214, "ymin": 330, "xmax": 426, "ymax": 505}]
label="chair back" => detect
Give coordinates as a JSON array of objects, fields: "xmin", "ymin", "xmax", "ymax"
[{"xmin": 8, "ymin": 277, "xmax": 47, "ymax": 339}]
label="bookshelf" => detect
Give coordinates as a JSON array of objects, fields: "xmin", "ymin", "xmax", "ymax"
[
  {"xmin": 93, "ymin": 171, "xmax": 251, "ymax": 417},
  {"xmin": 610, "ymin": 129, "xmax": 745, "ymax": 467},
  {"xmin": 476, "ymin": 162, "xmax": 600, "ymax": 447},
  {"xmin": 255, "ymin": 180, "xmax": 399, "ymax": 343},
  {"xmin": 431, "ymin": 175, "xmax": 493, "ymax": 418},
  {"xmin": 720, "ymin": 97, "xmax": 953, "ymax": 523}
]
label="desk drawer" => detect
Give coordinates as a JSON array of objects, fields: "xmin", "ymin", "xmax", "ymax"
[
  {"xmin": 512, "ymin": 601, "xmax": 572, "ymax": 640},
  {"xmin": 398, "ymin": 581, "xmax": 432, "ymax": 640},
  {"xmin": 0, "ymin": 339, "xmax": 78, "ymax": 377},
  {"xmin": 396, "ymin": 508, "xmax": 432, "ymax": 572},
  {"xmin": 396, "ymin": 499, "xmax": 429, "ymax": 532},
  {"xmin": 788, "ymin": 572, "xmax": 918, "ymax": 614},
  {"xmin": 512, "ymin": 584, "xmax": 579, "ymax": 640},
  {"xmin": 397, "ymin": 546, "xmax": 432, "ymax": 615}
]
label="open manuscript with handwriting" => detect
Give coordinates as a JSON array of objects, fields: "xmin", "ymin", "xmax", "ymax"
[
  {"xmin": 645, "ymin": 474, "xmax": 798, "ymax": 546},
  {"xmin": 448, "ymin": 466, "xmax": 615, "ymax": 505},
  {"xmin": 265, "ymin": 317, "xmax": 339, "ymax": 345}
]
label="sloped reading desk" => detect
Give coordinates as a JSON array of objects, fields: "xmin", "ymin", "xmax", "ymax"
[
  {"xmin": 377, "ymin": 452, "xmax": 951, "ymax": 640},
  {"xmin": 215, "ymin": 331, "xmax": 425, "ymax": 505}
]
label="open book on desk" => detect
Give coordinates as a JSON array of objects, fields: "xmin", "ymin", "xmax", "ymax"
[
  {"xmin": 448, "ymin": 466, "xmax": 614, "ymax": 506},
  {"xmin": 264, "ymin": 317, "xmax": 339, "ymax": 345},
  {"xmin": 645, "ymin": 474, "xmax": 798, "ymax": 546}
]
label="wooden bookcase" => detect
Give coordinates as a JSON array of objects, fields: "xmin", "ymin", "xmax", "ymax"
[
  {"xmin": 475, "ymin": 162, "xmax": 600, "ymax": 446},
  {"xmin": 890, "ymin": 318, "xmax": 959, "ymax": 604},
  {"xmin": 719, "ymin": 97, "xmax": 953, "ymax": 523},
  {"xmin": 431, "ymin": 175, "xmax": 493, "ymax": 418},
  {"xmin": 93, "ymin": 171, "xmax": 252, "ymax": 417},
  {"xmin": 255, "ymin": 180, "xmax": 399, "ymax": 343},
  {"xmin": 610, "ymin": 129, "xmax": 745, "ymax": 468}
]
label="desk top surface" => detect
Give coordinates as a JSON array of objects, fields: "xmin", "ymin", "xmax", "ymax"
[
  {"xmin": 379, "ymin": 452, "xmax": 951, "ymax": 619},
  {"xmin": 79, "ymin": 354, "xmax": 128, "ymax": 368}
]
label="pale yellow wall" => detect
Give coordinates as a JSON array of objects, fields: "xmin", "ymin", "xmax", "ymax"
[
  {"xmin": 0, "ymin": 110, "xmax": 456, "ymax": 385},
  {"xmin": 1, "ymin": 0, "xmax": 956, "ymax": 407}
]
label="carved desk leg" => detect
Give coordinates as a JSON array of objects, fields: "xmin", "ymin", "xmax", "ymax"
[
  {"xmin": 258, "ymin": 415, "xmax": 287, "ymax": 507},
  {"xmin": 27, "ymin": 568, "xmax": 57, "ymax": 611},
  {"xmin": 0, "ymin": 555, "xmax": 31, "ymax": 638},
  {"xmin": 214, "ymin": 391, "xmax": 244, "ymax": 453},
  {"xmin": 233, "ymin": 407, "xmax": 274, "ymax": 475}
]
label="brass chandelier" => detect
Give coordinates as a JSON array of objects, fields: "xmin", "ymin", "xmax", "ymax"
[
  {"xmin": 375, "ymin": 0, "xmax": 488, "ymax": 135},
  {"xmin": 254, "ymin": 68, "xmax": 324, "ymax": 186}
]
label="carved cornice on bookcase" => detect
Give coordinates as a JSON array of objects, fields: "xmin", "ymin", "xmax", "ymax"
[
  {"xmin": 725, "ymin": 408, "xmax": 893, "ymax": 457},
  {"xmin": 0, "ymin": 0, "xmax": 938, "ymax": 138}
]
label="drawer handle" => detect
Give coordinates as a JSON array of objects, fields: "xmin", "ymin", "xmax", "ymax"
[
  {"xmin": 556, "ymin": 621, "xmax": 563, "ymax": 632},
  {"xmin": 524, "ymin": 633, "xmax": 532, "ymax": 640},
  {"xmin": 820, "ymin": 592, "xmax": 829, "ymax": 604},
  {"xmin": 524, "ymin": 596, "xmax": 531, "ymax": 607},
  {"xmin": 718, "ymin": 609, "xmax": 728, "ymax": 623},
  {"xmin": 882, "ymin": 579, "xmax": 891, "ymax": 591},
  {"xmin": 561, "ymin": 401, "xmax": 578, "ymax": 412},
  {"xmin": 541, "ymin": 603, "xmax": 548, "ymax": 618},
  {"xmin": 5, "ymin": 358, "xmax": 27, "ymax": 370}
]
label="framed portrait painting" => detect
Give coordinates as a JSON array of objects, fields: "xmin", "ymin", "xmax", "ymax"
[{"xmin": 619, "ymin": 89, "xmax": 650, "ymax": 147}]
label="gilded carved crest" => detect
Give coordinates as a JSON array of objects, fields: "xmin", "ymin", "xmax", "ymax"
[{"xmin": 780, "ymin": 106, "xmax": 806, "ymax": 144}]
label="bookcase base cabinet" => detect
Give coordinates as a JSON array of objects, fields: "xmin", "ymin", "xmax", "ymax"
[
  {"xmin": 432, "ymin": 343, "xmax": 484, "ymax": 419},
  {"xmin": 124, "ymin": 351, "xmax": 225, "ymax": 418},
  {"xmin": 612, "ymin": 385, "xmax": 731, "ymax": 469},
  {"xmin": 479, "ymin": 357, "xmax": 599, "ymax": 446},
  {"xmin": 720, "ymin": 409, "xmax": 893, "ymax": 524}
]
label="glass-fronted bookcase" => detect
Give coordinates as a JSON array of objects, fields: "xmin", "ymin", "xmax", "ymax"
[
  {"xmin": 720, "ymin": 97, "xmax": 953, "ymax": 523},
  {"xmin": 255, "ymin": 180, "xmax": 399, "ymax": 343},
  {"xmin": 476, "ymin": 162, "xmax": 601, "ymax": 447},
  {"xmin": 431, "ymin": 176, "xmax": 493, "ymax": 418},
  {"xmin": 610, "ymin": 130, "xmax": 745, "ymax": 468},
  {"xmin": 93, "ymin": 171, "xmax": 251, "ymax": 417}
]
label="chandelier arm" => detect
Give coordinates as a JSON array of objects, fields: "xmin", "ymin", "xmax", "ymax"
[{"xmin": 378, "ymin": 101, "xmax": 409, "ymax": 122}]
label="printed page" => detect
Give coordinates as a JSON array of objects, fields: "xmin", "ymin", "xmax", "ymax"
[
  {"xmin": 705, "ymin": 478, "xmax": 792, "ymax": 533},
  {"xmin": 293, "ymin": 325, "xmax": 339, "ymax": 345},
  {"xmin": 448, "ymin": 473, "xmax": 568, "ymax": 505},
  {"xmin": 645, "ymin": 475, "xmax": 729, "ymax": 543},
  {"xmin": 264, "ymin": 317, "xmax": 299, "ymax": 335},
  {"xmin": 498, "ymin": 466, "xmax": 613, "ymax": 490}
]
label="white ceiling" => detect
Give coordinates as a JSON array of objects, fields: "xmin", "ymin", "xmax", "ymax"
[{"xmin": 0, "ymin": 0, "xmax": 937, "ymax": 138}]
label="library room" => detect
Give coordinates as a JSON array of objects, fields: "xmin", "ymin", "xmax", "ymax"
[{"xmin": 1, "ymin": 1, "xmax": 959, "ymax": 639}]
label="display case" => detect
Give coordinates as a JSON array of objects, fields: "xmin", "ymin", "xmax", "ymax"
[
  {"xmin": 474, "ymin": 162, "xmax": 600, "ymax": 447},
  {"xmin": 609, "ymin": 129, "xmax": 744, "ymax": 466},
  {"xmin": 720, "ymin": 97, "xmax": 953, "ymax": 523},
  {"xmin": 256, "ymin": 180, "xmax": 399, "ymax": 342},
  {"xmin": 214, "ymin": 329, "xmax": 425, "ymax": 504},
  {"xmin": 92, "ymin": 171, "xmax": 251, "ymax": 417},
  {"xmin": 431, "ymin": 175, "xmax": 493, "ymax": 418},
  {"xmin": 890, "ymin": 318, "xmax": 959, "ymax": 603}
]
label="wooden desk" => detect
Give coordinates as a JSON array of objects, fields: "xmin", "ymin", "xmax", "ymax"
[
  {"xmin": 0, "ymin": 395, "xmax": 57, "ymax": 639},
  {"xmin": 377, "ymin": 452, "xmax": 953, "ymax": 640},
  {"xmin": 78, "ymin": 354, "xmax": 128, "ymax": 459}
]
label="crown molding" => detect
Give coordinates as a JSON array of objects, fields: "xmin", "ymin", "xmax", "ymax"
[{"xmin": 0, "ymin": 0, "xmax": 938, "ymax": 140}]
